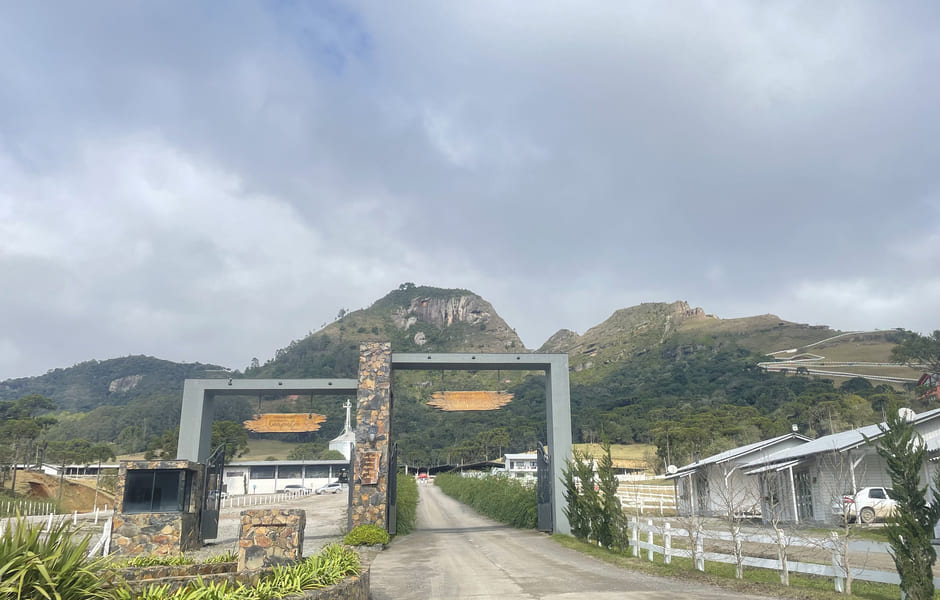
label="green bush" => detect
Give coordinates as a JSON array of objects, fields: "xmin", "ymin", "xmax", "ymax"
[
  {"xmin": 203, "ymin": 550, "xmax": 238, "ymax": 564},
  {"xmin": 435, "ymin": 472, "xmax": 537, "ymax": 529},
  {"xmin": 395, "ymin": 474, "xmax": 418, "ymax": 535},
  {"xmin": 343, "ymin": 524, "xmax": 390, "ymax": 546},
  {"xmin": 116, "ymin": 554, "xmax": 194, "ymax": 568},
  {"xmin": 0, "ymin": 515, "xmax": 112, "ymax": 599}
]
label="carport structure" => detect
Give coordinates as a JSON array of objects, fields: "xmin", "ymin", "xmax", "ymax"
[{"xmin": 177, "ymin": 342, "xmax": 572, "ymax": 535}]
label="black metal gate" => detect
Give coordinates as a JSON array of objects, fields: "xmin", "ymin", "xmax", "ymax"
[
  {"xmin": 387, "ymin": 442, "xmax": 398, "ymax": 535},
  {"xmin": 536, "ymin": 442, "xmax": 552, "ymax": 532},
  {"xmin": 201, "ymin": 444, "xmax": 226, "ymax": 541}
]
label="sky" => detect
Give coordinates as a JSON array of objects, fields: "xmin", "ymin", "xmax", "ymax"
[{"xmin": 1, "ymin": 2, "xmax": 939, "ymax": 380}]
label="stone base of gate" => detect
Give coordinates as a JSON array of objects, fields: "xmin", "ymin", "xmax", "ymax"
[{"xmin": 238, "ymin": 508, "xmax": 306, "ymax": 571}]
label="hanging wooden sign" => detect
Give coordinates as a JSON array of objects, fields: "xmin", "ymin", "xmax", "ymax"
[
  {"xmin": 243, "ymin": 413, "xmax": 326, "ymax": 433},
  {"xmin": 427, "ymin": 391, "xmax": 514, "ymax": 412}
]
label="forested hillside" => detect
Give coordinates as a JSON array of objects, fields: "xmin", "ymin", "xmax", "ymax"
[{"xmin": 0, "ymin": 285, "xmax": 929, "ymax": 472}]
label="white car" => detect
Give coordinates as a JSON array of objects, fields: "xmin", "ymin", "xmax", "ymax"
[
  {"xmin": 278, "ymin": 484, "xmax": 312, "ymax": 495},
  {"xmin": 316, "ymin": 482, "xmax": 345, "ymax": 495},
  {"xmin": 833, "ymin": 487, "xmax": 897, "ymax": 524}
]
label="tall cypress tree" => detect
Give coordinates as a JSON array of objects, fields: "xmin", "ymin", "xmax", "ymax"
[{"xmin": 869, "ymin": 406, "xmax": 940, "ymax": 600}]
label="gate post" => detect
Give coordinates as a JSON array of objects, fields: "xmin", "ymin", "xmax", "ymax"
[{"xmin": 349, "ymin": 342, "xmax": 393, "ymax": 531}]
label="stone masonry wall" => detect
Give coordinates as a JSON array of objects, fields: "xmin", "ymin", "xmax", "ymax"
[
  {"xmin": 112, "ymin": 512, "xmax": 201, "ymax": 555},
  {"xmin": 349, "ymin": 342, "xmax": 392, "ymax": 531},
  {"xmin": 111, "ymin": 460, "xmax": 204, "ymax": 555},
  {"xmin": 238, "ymin": 508, "xmax": 306, "ymax": 571}
]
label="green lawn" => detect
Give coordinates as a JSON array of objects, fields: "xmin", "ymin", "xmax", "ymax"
[{"xmin": 240, "ymin": 438, "xmax": 298, "ymax": 461}]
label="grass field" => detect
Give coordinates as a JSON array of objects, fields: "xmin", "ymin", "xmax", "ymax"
[{"xmin": 241, "ymin": 438, "xmax": 298, "ymax": 460}]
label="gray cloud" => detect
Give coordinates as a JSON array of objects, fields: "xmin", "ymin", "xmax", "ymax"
[{"xmin": 1, "ymin": 2, "xmax": 939, "ymax": 379}]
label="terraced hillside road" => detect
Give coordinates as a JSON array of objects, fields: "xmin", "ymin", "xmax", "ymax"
[{"xmin": 370, "ymin": 484, "xmax": 772, "ymax": 600}]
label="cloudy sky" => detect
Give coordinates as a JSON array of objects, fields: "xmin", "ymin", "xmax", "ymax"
[{"xmin": 1, "ymin": 2, "xmax": 939, "ymax": 380}]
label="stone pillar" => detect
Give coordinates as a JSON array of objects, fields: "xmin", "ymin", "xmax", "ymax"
[
  {"xmin": 237, "ymin": 509, "xmax": 306, "ymax": 571},
  {"xmin": 349, "ymin": 342, "xmax": 392, "ymax": 530}
]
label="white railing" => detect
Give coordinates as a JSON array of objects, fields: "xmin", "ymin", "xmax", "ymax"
[
  {"xmin": 86, "ymin": 516, "xmax": 113, "ymax": 558},
  {"xmin": 0, "ymin": 499, "xmax": 56, "ymax": 517},
  {"xmin": 617, "ymin": 485, "xmax": 676, "ymax": 515},
  {"xmin": 220, "ymin": 490, "xmax": 312, "ymax": 510},
  {"xmin": 629, "ymin": 517, "xmax": 921, "ymax": 593}
]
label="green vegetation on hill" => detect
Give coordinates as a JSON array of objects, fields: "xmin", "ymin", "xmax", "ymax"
[{"xmin": 1, "ymin": 287, "xmax": 933, "ymax": 478}]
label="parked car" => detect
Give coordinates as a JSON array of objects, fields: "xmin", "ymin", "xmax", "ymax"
[
  {"xmin": 316, "ymin": 482, "xmax": 345, "ymax": 495},
  {"xmin": 278, "ymin": 484, "xmax": 312, "ymax": 495},
  {"xmin": 832, "ymin": 486, "xmax": 897, "ymax": 523},
  {"xmin": 207, "ymin": 489, "xmax": 227, "ymax": 500}
]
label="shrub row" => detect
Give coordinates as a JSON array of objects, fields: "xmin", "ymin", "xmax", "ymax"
[
  {"xmin": 435, "ymin": 473, "xmax": 536, "ymax": 529},
  {"xmin": 395, "ymin": 474, "xmax": 418, "ymax": 535}
]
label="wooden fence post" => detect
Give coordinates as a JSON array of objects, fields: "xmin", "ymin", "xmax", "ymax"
[
  {"xmin": 664, "ymin": 522, "xmax": 672, "ymax": 564},
  {"xmin": 647, "ymin": 519, "xmax": 654, "ymax": 561}
]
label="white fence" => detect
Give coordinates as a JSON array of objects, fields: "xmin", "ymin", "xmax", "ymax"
[
  {"xmin": 86, "ymin": 516, "xmax": 113, "ymax": 558},
  {"xmin": 629, "ymin": 517, "xmax": 925, "ymax": 593},
  {"xmin": 617, "ymin": 484, "xmax": 676, "ymax": 516},
  {"xmin": 0, "ymin": 499, "xmax": 57, "ymax": 517},
  {"xmin": 220, "ymin": 489, "xmax": 315, "ymax": 510}
]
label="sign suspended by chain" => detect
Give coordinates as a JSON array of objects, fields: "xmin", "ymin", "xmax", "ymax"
[
  {"xmin": 243, "ymin": 413, "xmax": 326, "ymax": 433},
  {"xmin": 427, "ymin": 368, "xmax": 514, "ymax": 411},
  {"xmin": 427, "ymin": 390, "xmax": 514, "ymax": 411}
]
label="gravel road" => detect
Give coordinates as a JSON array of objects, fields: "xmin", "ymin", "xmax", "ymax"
[
  {"xmin": 187, "ymin": 491, "xmax": 348, "ymax": 561},
  {"xmin": 369, "ymin": 484, "xmax": 775, "ymax": 600}
]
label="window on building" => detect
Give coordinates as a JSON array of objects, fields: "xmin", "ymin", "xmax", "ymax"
[
  {"xmin": 250, "ymin": 466, "xmax": 276, "ymax": 479},
  {"xmin": 278, "ymin": 465, "xmax": 302, "ymax": 479},
  {"xmin": 305, "ymin": 465, "xmax": 330, "ymax": 478},
  {"xmin": 123, "ymin": 469, "xmax": 191, "ymax": 514}
]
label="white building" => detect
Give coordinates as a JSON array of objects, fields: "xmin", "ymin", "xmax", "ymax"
[
  {"xmin": 501, "ymin": 452, "xmax": 538, "ymax": 479},
  {"xmin": 743, "ymin": 407, "xmax": 940, "ymax": 526},
  {"xmin": 222, "ymin": 459, "xmax": 348, "ymax": 495},
  {"xmin": 666, "ymin": 432, "xmax": 810, "ymax": 518},
  {"xmin": 328, "ymin": 399, "xmax": 356, "ymax": 461}
]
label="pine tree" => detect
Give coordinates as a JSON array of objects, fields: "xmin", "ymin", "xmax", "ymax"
[{"xmin": 869, "ymin": 406, "xmax": 940, "ymax": 600}]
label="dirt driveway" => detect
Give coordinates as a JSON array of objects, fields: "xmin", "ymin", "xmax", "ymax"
[{"xmin": 369, "ymin": 485, "xmax": 775, "ymax": 600}]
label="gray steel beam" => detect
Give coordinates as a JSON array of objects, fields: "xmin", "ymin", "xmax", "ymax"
[
  {"xmin": 177, "ymin": 378, "xmax": 358, "ymax": 462},
  {"xmin": 392, "ymin": 353, "xmax": 554, "ymax": 371},
  {"xmin": 392, "ymin": 352, "xmax": 572, "ymax": 535}
]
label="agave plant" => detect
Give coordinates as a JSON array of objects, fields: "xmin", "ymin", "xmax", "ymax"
[{"xmin": 0, "ymin": 515, "xmax": 113, "ymax": 600}]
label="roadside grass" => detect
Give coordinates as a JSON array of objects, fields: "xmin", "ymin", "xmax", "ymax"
[
  {"xmin": 395, "ymin": 474, "xmax": 418, "ymax": 536},
  {"xmin": 552, "ymin": 534, "xmax": 921, "ymax": 600}
]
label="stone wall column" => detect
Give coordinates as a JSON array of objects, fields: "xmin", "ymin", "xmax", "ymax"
[
  {"xmin": 237, "ymin": 509, "xmax": 305, "ymax": 571},
  {"xmin": 349, "ymin": 342, "xmax": 392, "ymax": 530}
]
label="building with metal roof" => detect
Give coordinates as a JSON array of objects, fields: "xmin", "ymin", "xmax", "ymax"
[
  {"xmin": 741, "ymin": 407, "xmax": 940, "ymax": 525},
  {"xmin": 666, "ymin": 432, "xmax": 810, "ymax": 517}
]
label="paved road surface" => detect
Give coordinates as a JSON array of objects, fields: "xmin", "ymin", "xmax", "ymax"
[{"xmin": 370, "ymin": 485, "xmax": 772, "ymax": 600}]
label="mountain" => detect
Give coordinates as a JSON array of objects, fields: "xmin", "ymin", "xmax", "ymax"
[
  {"xmin": 0, "ymin": 286, "xmax": 923, "ymax": 469},
  {"xmin": 249, "ymin": 283, "xmax": 525, "ymax": 378},
  {"xmin": 0, "ymin": 355, "xmax": 231, "ymax": 412}
]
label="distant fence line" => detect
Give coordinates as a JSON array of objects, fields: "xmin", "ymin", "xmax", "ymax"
[
  {"xmin": 220, "ymin": 489, "xmax": 314, "ymax": 510},
  {"xmin": 0, "ymin": 499, "xmax": 57, "ymax": 517}
]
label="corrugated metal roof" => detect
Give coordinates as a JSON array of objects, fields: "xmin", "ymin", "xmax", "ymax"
[
  {"xmin": 743, "ymin": 406, "xmax": 940, "ymax": 469},
  {"xmin": 670, "ymin": 432, "xmax": 810, "ymax": 477}
]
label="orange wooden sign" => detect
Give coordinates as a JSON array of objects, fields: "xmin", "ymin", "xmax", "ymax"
[
  {"xmin": 427, "ymin": 391, "xmax": 514, "ymax": 412},
  {"xmin": 243, "ymin": 413, "xmax": 326, "ymax": 433}
]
